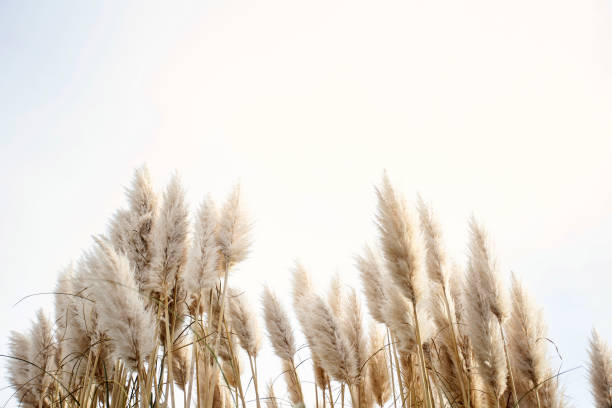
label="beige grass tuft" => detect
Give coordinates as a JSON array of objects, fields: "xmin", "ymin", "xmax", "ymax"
[
  {"xmin": 261, "ymin": 285, "xmax": 296, "ymax": 361},
  {"xmin": 217, "ymin": 184, "xmax": 252, "ymax": 269},
  {"xmin": 589, "ymin": 329, "xmax": 612, "ymax": 408},
  {"xmin": 356, "ymin": 245, "xmax": 387, "ymax": 325},
  {"xmin": 375, "ymin": 172, "xmax": 425, "ymax": 307},
  {"xmin": 86, "ymin": 238, "xmax": 156, "ymax": 370}
]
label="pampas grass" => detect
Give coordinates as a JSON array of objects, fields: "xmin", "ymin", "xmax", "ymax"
[
  {"xmin": 588, "ymin": 330, "xmax": 612, "ymax": 408},
  {"xmin": 4, "ymin": 168, "xmax": 603, "ymax": 408}
]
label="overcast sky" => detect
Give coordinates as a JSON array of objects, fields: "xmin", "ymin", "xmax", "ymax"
[{"xmin": 1, "ymin": 1, "xmax": 611, "ymax": 406}]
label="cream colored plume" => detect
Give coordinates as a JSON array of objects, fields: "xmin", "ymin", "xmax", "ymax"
[
  {"xmin": 172, "ymin": 331, "xmax": 192, "ymax": 391},
  {"xmin": 328, "ymin": 271, "xmax": 344, "ymax": 320},
  {"xmin": 588, "ymin": 329, "xmax": 612, "ymax": 408},
  {"xmin": 375, "ymin": 172, "xmax": 425, "ymax": 306},
  {"xmin": 508, "ymin": 273, "xmax": 548, "ymax": 397},
  {"xmin": 341, "ymin": 287, "xmax": 368, "ymax": 379},
  {"xmin": 183, "ymin": 194, "xmax": 219, "ymax": 309},
  {"xmin": 228, "ymin": 288, "xmax": 262, "ymax": 357},
  {"xmin": 7, "ymin": 330, "xmax": 35, "ymax": 407},
  {"xmin": 147, "ymin": 172, "xmax": 190, "ymax": 298},
  {"xmin": 417, "ymin": 195, "xmax": 449, "ymax": 288},
  {"xmin": 217, "ymin": 184, "xmax": 252, "ymax": 269},
  {"xmin": 109, "ymin": 208, "xmax": 131, "ymax": 255},
  {"xmin": 303, "ymin": 293, "xmax": 358, "ymax": 384},
  {"xmin": 356, "ymin": 245, "xmax": 387, "ymax": 324},
  {"xmin": 125, "ymin": 165, "xmax": 159, "ymax": 286},
  {"xmin": 108, "ymin": 166, "xmax": 158, "ymax": 289},
  {"xmin": 291, "ymin": 261, "xmax": 313, "ymax": 307},
  {"xmin": 54, "ymin": 264, "xmax": 74, "ymax": 334},
  {"xmin": 290, "ymin": 262, "xmax": 330, "ymax": 394},
  {"xmin": 467, "ymin": 217, "xmax": 508, "ymax": 322},
  {"xmin": 367, "ymin": 325, "xmax": 391, "ymax": 407},
  {"xmin": 464, "ymin": 264, "xmax": 507, "ymax": 403},
  {"xmin": 27, "ymin": 309, "xmax": 56, "ymax": 404},
  {"xmin": 261, "ymin": 285, "xmax": 296, "ymax": 360},
  {"xmin": 86, "ymin": 238, "xmax": 156, "ymax": 370},
  {"xmin": 382, "ymin": 281, "xmax": 433, "ymax": 353}
]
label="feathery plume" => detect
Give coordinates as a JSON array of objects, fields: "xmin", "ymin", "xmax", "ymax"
[
  {"xmin": 375, "ymin": 172, "xmax": 425, "ymax": 306},
  {"xmin": 291, "ymin": 261, "xmax": 313, "ymax": 307},
  {"xmin": 328, "ymin": 272, "xmax": 344, "ymax": 319},
  {"xmin": 86, "ymin": 238, "xmax": 156, "ymax": 370},
  {"xmin": 7, "ymin": 330, "xmax": 35, "ymax": 406},
  {"xmin": 109, "ymin": 209, "xmax": 132, "ymax": 255},
  {"xmin": 172, "ymin": 332, "xmax": 192, "ymax": 391},
  {"xmin": 464, "ymin": 263, "xmax": 507, "ymax": 403},
  {"xmin": 367, "ymin": 325, "xmax": 391, "ymax": 407},
  {"xmin": 147, "ymin": 172, "xmax": 190, "ymax": 299},
  {"xmin": 183, "ymin": 195, "xmax": 220, "ymax": 310},
  {"xmin": 291, "ymin": 263, "xmax": 331, "ymax": 393},
  {"xmin": 382, "ymin": 282, "xmax": 433, "ymax": 353},
  {"xmin": 228, "ymin": 288, "xmax": 262, "ymax": 357},
  {"xmin": 588, "ymin": 329, "xmax": 612, "ymax": 408},
  {"xmin": 124, "ymin": 165, "xmax": 159, "ymax": 287},
  {"xmin": 467, "ymin": 217, "xmax": 508, "ymax": 322},
  {"xmin": 356, "ymin": 245, "xmax": 387, "ymax": 324},
  {"xmin": 54, "ymin": 264, "xmax": 74, "ymax": 335},
  {"xmin": 417, "ymin": 196, "xmax": 449, "ymax": 288},
  {"xmin": 261, "ymin": 285, "xmax": 296, "ymax": 360},
  {"xmin": 508, "ymin": 273, "xmax": 548, "ymax": 399},
  {"xmin": 28, "ymin": 310, "xmax": 56, "ymax": 404},
  {"xmin": 217, "ymin": 184, "xmax": 252, "ymax": 269},
  {"xmin": 303, "ymin": 293, "xmax": 357, "ymax": 384},
  {"xmin": 342, "ymin": 288, "xmax": 368, "ymax": 378}
]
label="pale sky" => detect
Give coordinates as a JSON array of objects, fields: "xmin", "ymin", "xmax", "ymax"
[{"xmin": 1, "ymin": 1, "xmax": 611, "ymax": 406}]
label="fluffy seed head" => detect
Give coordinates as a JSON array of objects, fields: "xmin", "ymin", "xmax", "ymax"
[
  {"xmin": 183, "ymin": 195, "xmax": 220, "ymax": 309},
  {"xmin": 217, "ymin": 184, "xmax": 252, "ymax": 269},
  {"xmin": 464, "ymin": 264, "xmax": 507, "ymax": 401},
  {"xmin": 375, "ymin": 172, "xmax": 425, "ymax": 306},
  {"xmin": 147, "ymin": 173, "xmax": 190, "ymax": 298},
  {"xmin": 589, "ymin": 329, "xmax": 612, "ymax": 408},
  {"xmin": 356, "ymin": 245, "xmax": 387, "ymax": 324},
  {"xmin": 86, "ymin": 238, "xmax": 156, "ymax": 370},
  {"xmin": 508, "ymin": 273, "xmax": 548, "ymax": 390},
  {"xmin": 7, "ymin": 330, "xmax": 34, "ymax": 406},
  {"xmin": 341, "ymin": 288, "xmax": 368, "ymax": 380},
  {"xmin": 367, "ymin": 325, "xmax": 391, "ymax": 406},
  {"xmin": 228, "ymin": 288, "xmax": 262, "ymax": 357},
  {"xmin": 417, "ymin": 196, "xmax": 449, "ymax": 287},
  {"xmin": 261, "ymin": 285, "xmax": 296, "ymax": 360},
  {"xmin": 467, "ymin": 217, "xmax": 508, "ymax": 322},
  {"xmin": 304, "ymin": 293, "xmax": 358, "ymax": 384}
]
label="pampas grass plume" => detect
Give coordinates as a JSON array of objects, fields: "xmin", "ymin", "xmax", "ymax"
[
  {"xmin": 228, "ymin": 288, "xmax": 262, "ymax": 357},
  {"xmin": 87, "ymin": 238, "xmax": 155, "ymax": 370},
  {"xmin": 147, "ymin": 172, "xmax": 190, "ymax": 298},
  {"xmin": 183, "ymin": 194, "xmax": 220, "ymax": 309},
  {"xmin": 375, "ymin": 172, "xmax": 425, "ymax": 306},
  {"xmin": 261, "ymin": 285, "xmax": 296, "ymax": 361},
  {"xmin": 217, "ymin": 184, "xmax": 252, "ymax": 269},
  {"xmin": 589, "ymin": 329, "xmax": 612, "ymax": 408}
]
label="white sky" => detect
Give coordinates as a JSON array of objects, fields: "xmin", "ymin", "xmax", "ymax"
[{"xmin": 1, "ymin": 1, "xmax": 611, "ymax": 406}]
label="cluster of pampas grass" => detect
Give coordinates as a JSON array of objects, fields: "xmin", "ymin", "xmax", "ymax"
[{"xmin": 4, "ymin": 168, "xmax": 611, "ymax": 408}]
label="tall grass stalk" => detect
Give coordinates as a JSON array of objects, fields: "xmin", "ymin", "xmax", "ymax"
[{"xmin": 5, "ymin": 168, "xmax": 601, "ymax": 408}]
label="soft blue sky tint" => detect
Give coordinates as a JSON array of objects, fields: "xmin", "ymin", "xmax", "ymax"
[{"xmin": 1, "ymin": 1, "xmax": 611, "ymax": 406}]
